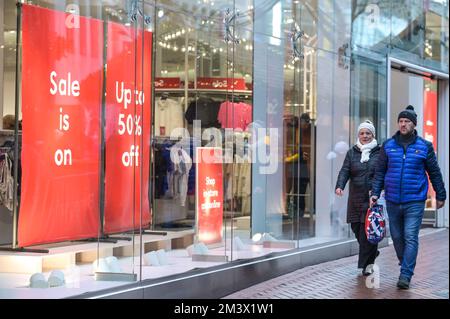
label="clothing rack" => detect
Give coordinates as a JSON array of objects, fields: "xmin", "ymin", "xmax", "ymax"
[{"xmin": 155, "ymin": 88, "xmax": 253, "ymax": 96}]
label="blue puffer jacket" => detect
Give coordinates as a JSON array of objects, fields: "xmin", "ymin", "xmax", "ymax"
[{"xmin": 372, "ymin": 131, "xmax": 447, "ymax": 204}]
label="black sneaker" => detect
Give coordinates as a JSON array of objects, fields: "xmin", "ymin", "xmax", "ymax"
[{"xmin": 397, "ymin": 277, "xmax": 410, "ymax": 289}]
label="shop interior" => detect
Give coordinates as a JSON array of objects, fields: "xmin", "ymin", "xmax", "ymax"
[{"xmin": 0, "ymin": 0, "xmax": 306, "ymax": 298}]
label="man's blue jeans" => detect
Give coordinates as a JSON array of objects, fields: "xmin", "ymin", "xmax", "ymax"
[{"xmin": 386, "ymin": 200, "xmax": 425, "ymax": 281}]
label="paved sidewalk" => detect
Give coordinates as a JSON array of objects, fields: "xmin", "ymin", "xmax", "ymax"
[{"xmin": 224, "ymin": 228, "xmax": 449, "ymax": 299}]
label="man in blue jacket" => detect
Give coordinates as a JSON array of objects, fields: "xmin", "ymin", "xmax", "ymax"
[{"xmin": 370, "ymin": 105, "xmax": 446, "ymax": 289}]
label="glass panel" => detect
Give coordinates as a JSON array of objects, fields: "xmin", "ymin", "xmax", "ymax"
[
  {"xmin": 351, "ymin": 53, "xmax": 388, "ymax": 144},
  {"xmin": 252, "ymin": 0, "xmax": 298, "ymax": 250},
  {"xmin": 284, "ymin": 1, "xmax": 315, "ymax": 242},
  {"xmin": 0, "ymin": 0, "xmax": 17, "ymax": 247},
  {"xmin": 151, "ymin": 0, "xmax": 230, "ymax": 275},
  {"xmin": 297, "ymin": 0, "xmax": 352, "ymax": 53},
  {"xmin": 0, "ymin": 0, "xmax": 151, "ymax": 298},
  {"xmin": 314, "ymin": 49, "xmax": 352, "ymax": 244},
  {"xmin": 390, "ymin": 0, "xmax": 427, "ymax": 64},
  {"xmin": 351, "ymin": 0, "xmax": 392, "ymax": 54},
  {"xmin": 226, "ymin": 0, "xmax": 254, "ymax": 260},
  {"xmin": 423, "ymin": 0, "xmax": 449, "ymax": 71},
  {"xmin": 193, "ymin": 0, "xmax": 231, "ymax": 263},
  {"xmin": 152, "ymin": 2, "xmax": 196, "ymax": 232}
]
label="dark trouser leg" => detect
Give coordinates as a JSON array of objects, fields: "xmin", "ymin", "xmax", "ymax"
[
  {"xmin": 400, "ymin": 201, "xmax": 425, "ymax": 281},
  {"xmin": 351, "ymin": 222, "xmax": 379, "ymax": 269},
  {"xmin": 386, "ymin": 201, "xmax": 405, "ymax": 265},
  {"xmin": 298, "ymin": 178, "xmax": 309, "ymax": 218}
]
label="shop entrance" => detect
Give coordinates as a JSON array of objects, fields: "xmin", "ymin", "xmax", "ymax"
[{"xmin": 388, "ymin": 57, "xmax": 449, "ymax": 227}]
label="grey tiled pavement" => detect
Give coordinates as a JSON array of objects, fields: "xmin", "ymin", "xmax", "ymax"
[{"xmin": 224, "ymin": 228, "xmax": 449, "ymax": 299}]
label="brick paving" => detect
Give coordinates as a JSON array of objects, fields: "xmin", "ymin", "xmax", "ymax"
[{"xmin": 224, "ymin": 229, "xmax": 449, "ymax": 299}]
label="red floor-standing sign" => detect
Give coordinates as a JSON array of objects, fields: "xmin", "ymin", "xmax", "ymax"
[
  {"xmin": 196, "ymin": 147, "xmax": 224, "ymax": 245},
  {"xmin": 103, "ymin": 22, "xmax": 152, "ymax": 233},
  {"xmin": 19, "ymin": 4, "xmax": 103, "ymax": 246}
]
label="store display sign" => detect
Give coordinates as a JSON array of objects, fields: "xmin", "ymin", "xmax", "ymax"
[
  {"xmin": 155, "ymin": 77, "xmax": 181, "ymax": 89},
  {"xmin": 196, "ymin": 78, "xmax": 246, "ymax": 90},
  {"xmin": 424, "ymin": 90, "xmax": 437, "ymax": 149},
  {"xmin": 104, "ymin": 22, "xmax": 152, "ymax": 233},
  {"xmin": 424, "ymin": 89, "xmax": 438, "ymax": 202},
  {"xmin": 196, "ymin": 147, "xmax": 224, "ymax": 244},
  {"xmin": 19, "ymin": 4, "xmax": 102, "ymax": 246}
]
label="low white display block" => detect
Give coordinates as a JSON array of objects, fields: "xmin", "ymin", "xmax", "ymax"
[
  {"xmin": 42, "ymin": 253, "xmax": 76, "ymax": 272},
  {"xmin": 0, "ymin": 255, "xmax": 43, "ymax": 274},
  {"xmin": 77, "ymin": 248, "xmax": 113, "ymax": 263},
  {"xmin": 262, "ymin": 240, "xmax": 297, "ymax": 249},
  {"xmin": 191, "ymin": 254, "xmax": 228, "ymax": 262},
  {"xmin": 94, "ymin": 272, "xmax": 137, "ymax": 282}
]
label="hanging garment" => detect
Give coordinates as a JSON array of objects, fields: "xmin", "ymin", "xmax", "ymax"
[
  {"xmin": 0, "ymin": 153, "xmax": 14, "ymax": 211},
  {"xmin": 217, "ymin": 101, "xmax": 253, "ymax": 131},
  {"xmin": 224, "ymin": 163, "xmax": 234, "ymax": 201},
  {"xmin": 155, "ymin": 98, "xmax": 185, "ymax": 136},
  {"xmin": 187, "ymin": 138, "xmax": 197, "ymax": 195},
  {"xmin": 170, "ymin": 145, "xmax": 192, "ymax": 206},
  {"xmin": 185, "ymin": 97, "xmax": 221, "ymax": 128}
]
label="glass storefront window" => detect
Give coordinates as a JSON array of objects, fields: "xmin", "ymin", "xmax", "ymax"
[
  {"xmin": 390, "ymin": 0, "xmax": 426, "ymax": 59},
  {"xmin": 0, "ymin": 0, "xmax": 153, "ymax": 298},
  {"xmin": 350, "ymin": 53, "xmax": 388, "ymax": 143},
  {"xmin": 351, "ymin": 0, "xmax": 392, "ymax": 54},
  {"xmin": 423, "ymin": 0, "xmax": 449, "ymax": 71},
  {"xmin": 0, "ymin": 0, "xmax": 445, "ymax": 300}
]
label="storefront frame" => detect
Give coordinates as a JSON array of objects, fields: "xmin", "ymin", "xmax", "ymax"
[{"xmin": 386, "ymin": 55, "xmax": 449, "ymax": 227}]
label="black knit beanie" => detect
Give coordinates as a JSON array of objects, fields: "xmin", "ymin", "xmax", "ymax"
[{"xmin": 398, "ymin": 105, "xmax": 417, "ymax": 126}]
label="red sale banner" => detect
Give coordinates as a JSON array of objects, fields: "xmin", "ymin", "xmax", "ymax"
[
  {"xmin": 19, "ymin": 4, "xmax": 103, "ymax": 246},
  {"xmin": 155, "ymin": 77, "xmax": 181, "ymax": 89},
  {"xmin": 196, "ymin": 148, "xmax": 224, "ymax": 245},
  {"xmin": 424, "ymin": 90, "xmax": 437, "ymax": 150},
  {"xmin": 196, "ymin": 78, "xmax": 246, "ymax": 90},
  {"xmin": 424, "ymin": 89, "xmax": 438, "ymax": 202},
  {"xmin": 104, "ymin": 22, "xmax": 152, "ymax": 233}
]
